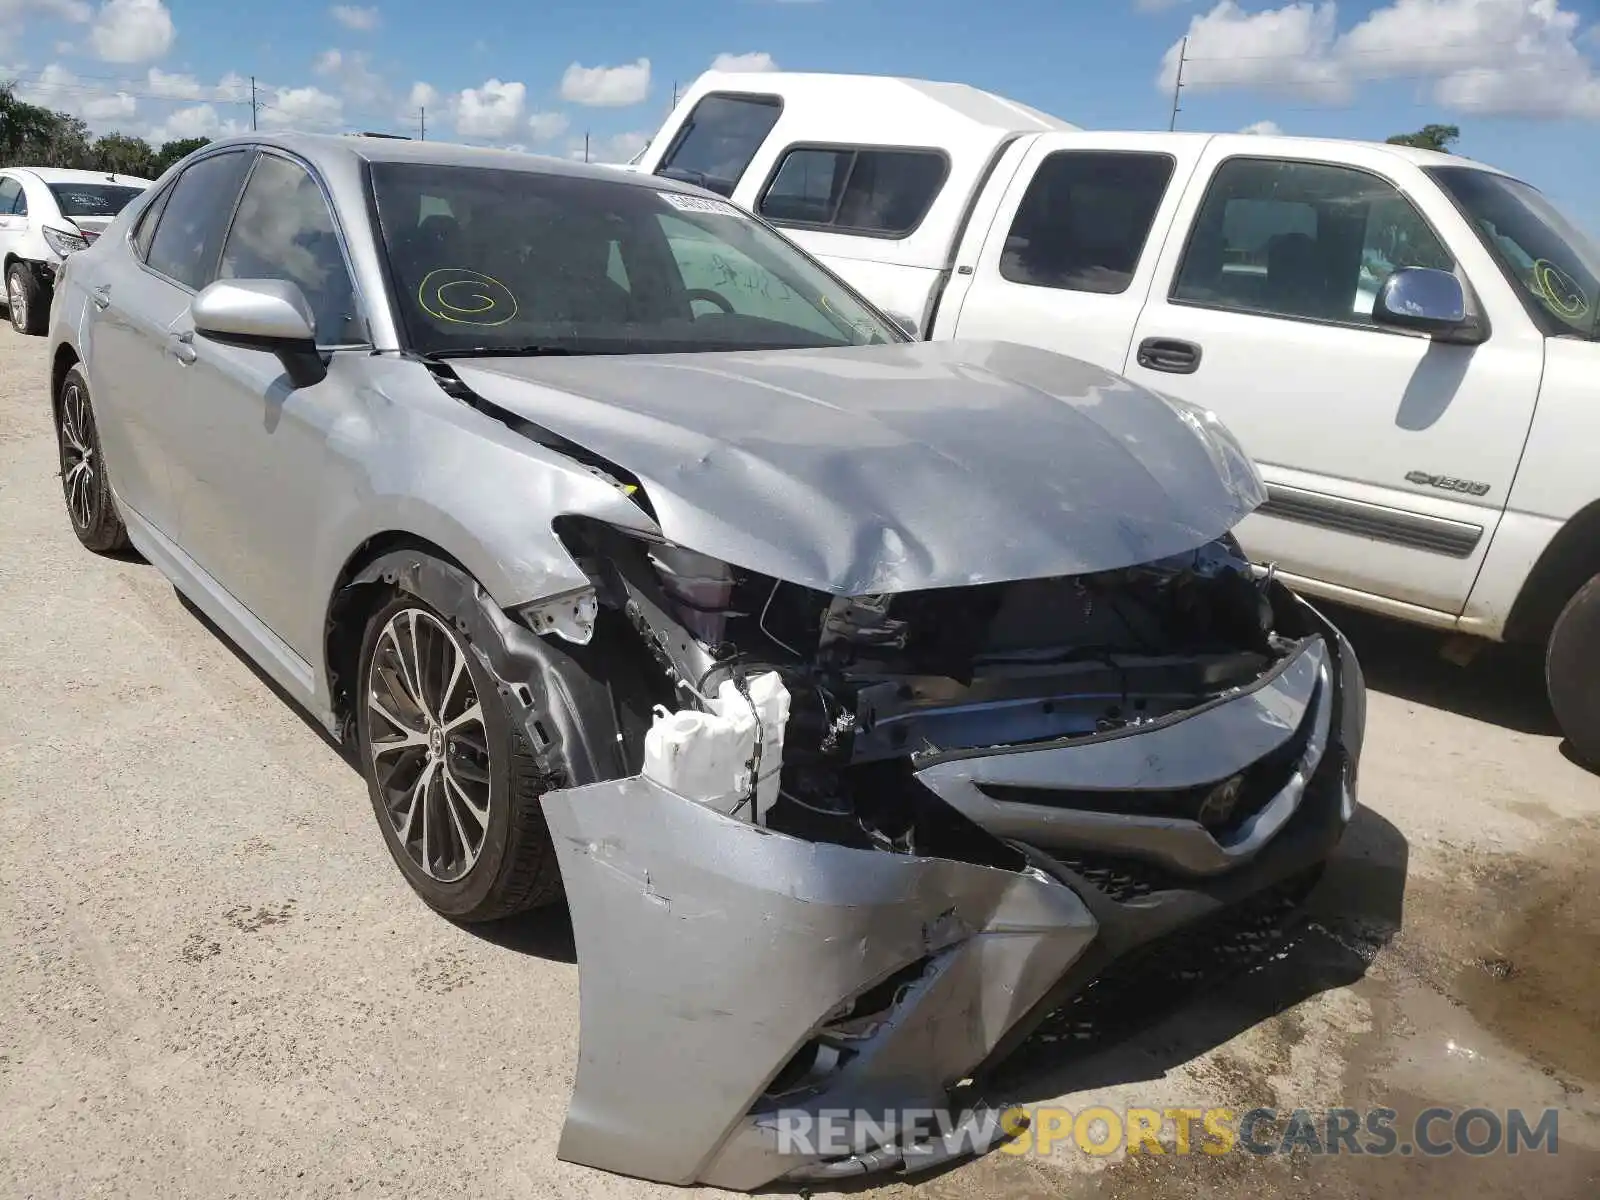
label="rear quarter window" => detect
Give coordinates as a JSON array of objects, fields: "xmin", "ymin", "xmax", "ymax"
[{"xmin": 758, "ymin": 145, "xmax": 948, "ymax": 238}]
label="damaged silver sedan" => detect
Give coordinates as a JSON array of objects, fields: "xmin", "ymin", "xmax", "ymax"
[{"xmin": 47, "ymin": 133, "xmax": 1365, "ymax": 1189}]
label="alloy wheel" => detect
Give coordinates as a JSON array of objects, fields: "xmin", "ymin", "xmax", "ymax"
[
  {"xmin": 367, "ymin": 608, "xmax": 493, "ymax": 883},
  {"xmin": 8, "ymin": 274, "xmax": 25, "ymax": 330},
  {"xmin": 58, "ymin": 382, "xmax": 97, "ymax": 531}
]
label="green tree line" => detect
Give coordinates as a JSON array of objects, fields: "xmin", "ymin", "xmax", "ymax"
[{"xmin": 0, "ymin": 81, "xmax": 210, "ymax": 178}]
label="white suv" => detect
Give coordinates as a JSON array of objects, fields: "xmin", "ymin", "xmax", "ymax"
[{"xmin": 0, "ymin": 167, "xmax": 151, "ymax": 335}]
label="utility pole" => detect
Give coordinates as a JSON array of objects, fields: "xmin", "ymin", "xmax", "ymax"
[
  {"xmin": 249, "ymin": 75, "xmax": 259, "ymax": 131},
  {"xmin": 419, "ymin": 106, "xmax": 426, "ymax": 140},
  {"xmin": 671, "ymin": 80, "xmax": 679, "ymax": 108},
  {"xmin": 584, "ymin": 132, "xmax": 590, "ymax": 163},
  {"xmin": 1168, "ymin": 36, "xmax": 1187, "ymax": 132}
]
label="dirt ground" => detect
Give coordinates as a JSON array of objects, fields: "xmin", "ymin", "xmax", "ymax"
[{"xmin": 1, "ymin": 323, "xmax": 1597, "ymax": 1200}]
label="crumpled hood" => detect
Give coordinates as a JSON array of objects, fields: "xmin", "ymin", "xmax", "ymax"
[{"xmin": 453, "ymin": 339, "xmax": 1264, "ymax": 594}]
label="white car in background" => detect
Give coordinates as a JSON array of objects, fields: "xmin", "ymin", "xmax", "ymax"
[{"xmin": 0, "ymin": 167, "xmax": 152, "ymax": 335}]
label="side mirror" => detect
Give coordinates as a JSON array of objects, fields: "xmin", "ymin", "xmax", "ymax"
[
  {"xmin": 191, "ymin": 279, "xmax": 327, "ymax": 388},
  {"xmin": 884, "ymin": 309, "xmax": 920, "ymax": 339},
  {"xmin": 1372, "ymin": 267, "xmax": 1482, "ymax": 343}
]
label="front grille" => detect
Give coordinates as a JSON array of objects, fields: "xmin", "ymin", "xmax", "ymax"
[{"xmin": 1054, "ymin": 850, "xmax": 1189, "ymax": 903}]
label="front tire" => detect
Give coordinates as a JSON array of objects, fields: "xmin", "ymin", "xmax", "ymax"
[
  {"xmin": 7, "ymin": 262, "xmax": 47, "ymax": 335},
  {"xmin": 355, "ymin": 592, "xmax": 564, "ymax": 921},
  {"xmin": 55, "ymin": 366, "xmax": 129, "ymax": 553},
  {"xmin": 1547, "ymin": 574, "xmax": 1600, "ymax": 770}
]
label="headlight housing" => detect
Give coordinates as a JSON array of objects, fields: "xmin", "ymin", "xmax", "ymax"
[{"xmin": 41, "ymin": 225, "xmax": 90, "ymax": 259}]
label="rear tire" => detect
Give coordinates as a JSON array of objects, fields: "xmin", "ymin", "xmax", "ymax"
[
  {"xmin": 54, "ymin": 366, "xmax": 130, "ymax": 553},
  {"xmin": 355, "ymin": 590, "xmax": 564, "ymax": 921},
  {"xmin": 7, "ymin": 262, "xmax": 47, "ymax": 335},
  {"xmin": 1546, "ymin": 573, "xmax": 1600, "ymax": 770}
]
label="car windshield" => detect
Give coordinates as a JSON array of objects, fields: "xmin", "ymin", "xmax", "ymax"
[
  {"xmin": 1429, "ymin": 166, "xmax": 1600, "ymax": 340},
  {"xmin": 368, "ymin": 161, "xmax": 903, "ymax": 357},
  {"xmin": 48, "ymin": 182, "xmax": 145, "ymax": 218}
]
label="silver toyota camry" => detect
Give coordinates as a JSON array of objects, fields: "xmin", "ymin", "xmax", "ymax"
[{"xmin": 46, "ymin": 133, "xmax": 1365, "ymax": 1189}]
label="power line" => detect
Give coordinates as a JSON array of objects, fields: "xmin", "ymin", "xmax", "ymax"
[{"xmin": 1182, "ymin": 32, "xmax": 1596, "ymax": 62}]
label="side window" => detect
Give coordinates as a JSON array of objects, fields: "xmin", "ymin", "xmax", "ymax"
[
  {"xmin": 145, "ymin": 150, "xmax": 254, "ymax": 291},
  {"xmin": 0, "ymin": 178, "xmax": 17, "ymax": 214},
  {"xmin": 1001, "ymin": 151, "xmax": 1176, "ymax": 294},
  {"xmin": 759, "ymin": 146, "xmax": 947, "ymax": 237},
  {"xmin": 132, "ymin": 184, "xmax": 174, "ymax": 260},
  {"xmin": 219, "ymin": 153, "xmax": 363, "ymax": 346},
  {"xmin": 12, "ymin": 183, "xmax": 27, "ymax": 217},
  {"xmin": 1173, "ymin": 157, "xmax": 1454, "ymax": 326},
  {"xmin": 655, "ymin": 94, "xmax": 781, "ymax": 198}
]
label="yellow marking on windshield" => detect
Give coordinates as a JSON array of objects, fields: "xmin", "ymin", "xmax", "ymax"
[
  {"xmin": 1531, "ymin": 259, "xmax": 1588, "ymax": 321},
  {"xmin": 418, "ymin": 268, "xmax": 519, "ymax": 326}
]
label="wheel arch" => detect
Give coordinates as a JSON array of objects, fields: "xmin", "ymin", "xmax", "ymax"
[
  {"xmin": 1502, "ymin": 498, "xmax": 1600, "ymax": 648},
  {"xmin": 51, "ymin": 341, "xmax": 81, "ymax": 421}
]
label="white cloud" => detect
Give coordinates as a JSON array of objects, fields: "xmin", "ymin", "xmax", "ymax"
[
  {"xmin": 148, "ymin": 100, "xmax": 244, "ymax": 143},
  {"xmin": 145, "ymin": 65, "xmax": 200, "ymax": 98},
  {"xmin": 569, "ymin": 129, "xmax": 649, "ymax": 163},
  {"xmin": 407, "ymin": 80, "xmax": 439, "ymax": 109},
  {"xmin": 1239, "ymin": 119, "xmax": 1284, "ymax": 135},
  {"xmin": 1162, "ymin": 0, "xmax": 1600, "ymax": 118},
  {"xmin": 560, "ymin": 57, "xmax": 650, "ymax": 107},
  {"xmin": 89, "ymin": 0, "xmax": 174, "ymax": 64},
  {"xmin": 329, "ymin": 3, "xmax": 378, "ymax": 30},
  {"xmin": 526, "ymin": 109, "xmax": 569, "ymax": 140},
  {"xmin": 260, "ymin": 83, "xmax": 343, "ymax": 129},
  {"xmin": 0, "ymin": 0, "xmax": 92, "ymax": 22},
  {"xmin": 455, "ymin": 77, "xmax": 524, "ymax": 137},
  {"xmin": 16, "ymin": 62, "xmax": 134, "ymax": 125},
  {"xmin": 314, "ymin": 46, "xmax": 386, "ymax": 107},
  {"xmin": 711, "ymin": 51, "xmax": 778, "ymax": 72}
]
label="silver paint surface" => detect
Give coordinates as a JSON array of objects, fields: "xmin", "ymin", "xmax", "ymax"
[
  {"xmin": 541, "ymin": 774, "xmax": 1098, "ymax": 1189},
  {"xmin": 453, "ymin": 339, "xmax": 1266, "ymax": 594}
]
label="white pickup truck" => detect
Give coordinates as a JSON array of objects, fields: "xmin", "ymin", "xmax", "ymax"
[{"xmin": 632, "ymin": 69, "xmax": 1600, "ymax": 764}]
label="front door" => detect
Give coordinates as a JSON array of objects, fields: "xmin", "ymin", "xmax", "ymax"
[
  {"xmin": 173, "ymin": 150, "xmax": 368, "ymax": 660},
  {"xmin": 1124, "ymin": 145, "xmax": 1545, "ymax": 617}
]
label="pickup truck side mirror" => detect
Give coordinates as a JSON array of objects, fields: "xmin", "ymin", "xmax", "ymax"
[
  {"xmin": 191, "ymin": 278, "xmax": 328, "ymax": 388},
  {"xmin": 1372, "ymin": 267, "xmax": 1484, "ymax": 344},
  {"xmin": 884, "ymin": 310, "xmax": 921, "ymax": 339}
]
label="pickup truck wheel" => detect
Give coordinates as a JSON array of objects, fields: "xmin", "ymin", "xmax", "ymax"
[
  {"xmin": 1546, "ymin": 574, "xmax": 1600, "ymax": 770},
  {"xmin": 355, "ymin": 592, "xmax": 564, "ymax": 921},
  {"xmin": 7, "ymin": 262, "xmax": 47, "ymax": 336}
]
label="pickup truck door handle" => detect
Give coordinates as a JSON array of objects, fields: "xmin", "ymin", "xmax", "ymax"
[
  {"xmin": 90, "ymin": 285, "xmax": 111, "ymax": 310},
  {"xmin": 1136, "ymin": 337, "xmax": 1202, "ymax": 375},
  {"xmin": 167, "ymin": 331, "xmax": 197, "ymax": 365}
]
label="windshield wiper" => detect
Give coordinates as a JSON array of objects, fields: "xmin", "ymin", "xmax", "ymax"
[{"xmin": 426, "ymin": 345, "xmax": 579, "ymax": 360}]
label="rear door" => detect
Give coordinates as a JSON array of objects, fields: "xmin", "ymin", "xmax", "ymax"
[
  {"xmin": 87, "ymin": 148, "xmax": 255, "ymax": 539},
  {"xmin": 945, "ymin": 133, "xmax": 1205, "ymax": 371},
  {"xmin": 0, "ymin": 176, "xmax": 25, "ymax": 267},
  {"xmin": 1122, "ymin": 144, "xmax": 1545, "ymax": 617}
]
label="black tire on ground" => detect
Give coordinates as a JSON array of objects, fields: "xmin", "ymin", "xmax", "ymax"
[
  {"xmin": 55, "ymin": 365, "xmax": 130, "ymax": 553},
  {"xmin": 355, "ymin": 589, "xmax": 565, "ymax": 922},
  {"xmin": 1547, "ymin": 572, "xmax": 1600, "ymax": 770},
  {"xmin": 7, "ymin": 262, "xmax": 48, "ymax": 335}
]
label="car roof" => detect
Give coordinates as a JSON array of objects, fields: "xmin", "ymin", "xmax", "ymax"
[
  {"xmin": 203, "ymin": 131, "xmax": 699, "ymax": 193},
  {"xmin": 4, "ymin": 167, "xmax": 154, "ymax": 186}
]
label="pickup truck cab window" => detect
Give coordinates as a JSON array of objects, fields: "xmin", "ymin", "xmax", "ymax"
[
  {"xmin": 1429, "ymin": 166, "xmax": 1600, "ymax": 341},
  {"xmin": 655, "ymin": 93, "xmax": 782, "ymax": 198},
  {"xmin": 758, "ymin": 145, "xmax": 948, "ymax": 238},
  {"xmin": 1000, "ymin": 150, "xmax": 1175, "ymax": 295},
  {"xmin": 1172, "ymin": 157, "xmax": 1454, "ymax": 330}
]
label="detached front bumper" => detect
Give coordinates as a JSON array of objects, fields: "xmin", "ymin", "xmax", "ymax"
[{"xmin": 540, "ymin": 594, "xmax": 1364, "ymax": 1189}]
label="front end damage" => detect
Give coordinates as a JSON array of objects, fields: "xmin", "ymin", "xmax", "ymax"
[{"xmin": 524, "ymin": 519, "xmax": 1365, "ymax": 1189}]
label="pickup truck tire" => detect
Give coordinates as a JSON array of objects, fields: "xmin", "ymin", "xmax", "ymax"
[{"xmin": 1546, "ymin": 573, "xmax": 1600, "ymax": 770}]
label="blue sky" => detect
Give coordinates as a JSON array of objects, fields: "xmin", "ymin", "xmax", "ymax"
[{"xmin": 2, "ymin": 0, "xmax": 1598, "ymax": 232}]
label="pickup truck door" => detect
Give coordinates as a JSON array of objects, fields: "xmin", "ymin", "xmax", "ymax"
[
  {"xmin": 939, "ymin": 133, "xmax": 1206, "ymax": 372},
  {"xmin": 1122, "ymin": 142, "xmax": 1545, "ymax": 619}
]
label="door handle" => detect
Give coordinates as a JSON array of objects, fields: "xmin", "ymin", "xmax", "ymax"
[
  {"xmin": 167, "ymin": 331, "xmax": 197, "ymax": 365},
  {"xmin": 90, "ymin": 285, "xmax": 111, "ymax": 310},
  {"xmin": 1136, "ymin": 337, "xmax": 1202, "ymax": 374}
]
